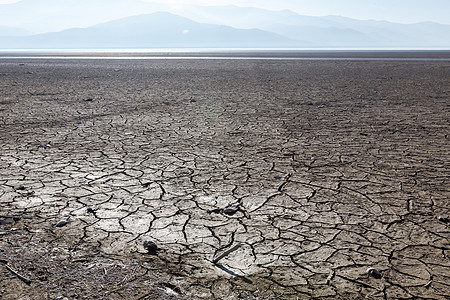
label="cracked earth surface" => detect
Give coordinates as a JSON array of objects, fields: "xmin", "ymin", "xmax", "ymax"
[{"xmin": 0, "ymin": 58, "xmax": 449, "ymax": 299}]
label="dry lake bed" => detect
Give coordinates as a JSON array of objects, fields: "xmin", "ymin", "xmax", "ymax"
[{"xmin": 0, "ymin": 51, "xmax": 449, "ymax": 299}]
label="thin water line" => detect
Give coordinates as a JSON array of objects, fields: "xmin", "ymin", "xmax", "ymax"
[{"xmin": 1, "ymin": 56, "xmax": 449, "ymax": 61}]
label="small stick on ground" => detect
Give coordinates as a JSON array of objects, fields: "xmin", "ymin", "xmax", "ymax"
[
  {"xmin": 212, "ymin": 243, "xmax": 242, "ymax": 264},
  {"xmin": 5, "ymin": 264, "xmax": 32, "ymax": 285},
  {"xmin": 326, "ymin": 270, "xmax": 335, "ymax": 285}
]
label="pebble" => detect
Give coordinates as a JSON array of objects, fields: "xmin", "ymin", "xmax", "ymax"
[
  {"xmin": 1, "ymin": 219, "xmax": 11, "ymax": 226},
  {"xmin": 55, "ymin": 220, "xmax": 67, "ymax": 227},
  {"xmin": 207, "ymin": 208, "xmax": 221, "ymax": 214},
  {"xmin": 437, "ymin": 216, "xmax": 449, "ymax": 224},
  {"xmin": 25, "ymin": 191, "xmax": 35, "ymax": 197},
  {"xmin": 366, "ymin": 267, "xmax": 382, "ymax": 279},
  {"xmin": 143, "ymin": 240, "xmax": 158, "ymax": 255},
  {"xmin": 190, "ymin": 97, "xmax": 197, "ymax": 103},
  {"xmin": 223, "ymin": 203, "xmax": 241, "ymax": 216},
  {"xmin": 142, "ymin": 181, "xmax": 152, "ymax": 187},
  {"xmin": 274, "ymin": 175, "xmax": 282, "ymax": 179}
]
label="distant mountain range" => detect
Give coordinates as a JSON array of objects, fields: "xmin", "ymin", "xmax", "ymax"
[
  {"xmin": 0, "ymin": 0, "xmax": 449, "ymax": 49},
  {"xmin": 0, "ymin": 12, "xmax": 298, "ymax": 48}
]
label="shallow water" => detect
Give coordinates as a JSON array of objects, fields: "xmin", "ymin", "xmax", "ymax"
[{"xmin": 1, "ymin": 49, "xmax": 450, "ymax": 61}]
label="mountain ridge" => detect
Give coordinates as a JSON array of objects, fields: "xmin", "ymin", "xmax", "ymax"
[
  {"xmin": 0, "ymin": 12, "xmax": 304, "ymax": 49},
  {"xmin": 0, "ymin": 3, "xmax": 449, "ymax": 48}
]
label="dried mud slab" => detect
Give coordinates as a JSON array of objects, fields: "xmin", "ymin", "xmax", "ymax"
[{"xmin": 0, "ymin": 57, "xmax": 449, "ymax": 299}]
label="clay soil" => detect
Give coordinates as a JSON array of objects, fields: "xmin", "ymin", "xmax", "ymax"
[{"xmin": 0, "ymin": 54, "xmax": 449, "ymax": 299}]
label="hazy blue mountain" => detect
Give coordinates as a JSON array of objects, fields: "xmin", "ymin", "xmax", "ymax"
[
  {"xmin": 172, "ymin": 5, "xmax": 450, "ymax": 47},
  {"xmin": 168, "ymin": 5, "xmax": 299, "ymax": 29},
  {"xmin": 0, "ymin": 12, "xmax": 301, "ymax": 48},
  {"xmin": 311, "ymin": 16, "xmax": 450, "ymax": 47},
  {"xmin": 0, "ymin": 1, "xmax": 449, "ymax": 48}
]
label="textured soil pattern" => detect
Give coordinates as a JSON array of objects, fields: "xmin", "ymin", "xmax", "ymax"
[{"xmin": 0, "ymin": 58, "xmax": 449, "ymax": 299}]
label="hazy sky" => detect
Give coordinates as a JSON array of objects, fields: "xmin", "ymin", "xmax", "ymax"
[{"xmin": 0, "ymin": 0, "xmax": 449, "ymax": 25}]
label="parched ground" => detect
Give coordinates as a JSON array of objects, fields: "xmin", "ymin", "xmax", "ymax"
[{"xmin": 0, "ymin": 56, "xmax": 449, "ymax": 299}]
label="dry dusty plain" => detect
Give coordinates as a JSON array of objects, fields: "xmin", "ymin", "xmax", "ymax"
[{"xmin": 0, "ymin": 51, "xmax": 449, "ymax": 299}]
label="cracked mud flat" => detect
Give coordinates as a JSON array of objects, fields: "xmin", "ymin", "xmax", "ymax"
[{"xmin": 0, "ymin": 56, "xmax": 449, "ymax": 299}]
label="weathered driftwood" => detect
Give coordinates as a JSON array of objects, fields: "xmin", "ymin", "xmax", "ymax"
[
  {"xmin": 326, "ymin": 270, "xmax": 335, "ymax": 285},
  {"xmin": 212, "ymin": 243, "xmax": 242, "ymax": 264},
  {"xmin": 5, "ymin": 264, "xmax": 32, "ymax": 285}
]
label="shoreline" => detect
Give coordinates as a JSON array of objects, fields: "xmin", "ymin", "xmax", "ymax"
[{"xmin": 1, "ymin": 49, "xmax": 450, "ymax": 60}]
